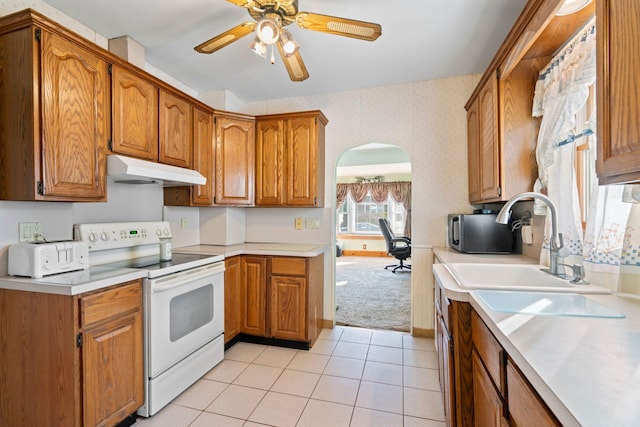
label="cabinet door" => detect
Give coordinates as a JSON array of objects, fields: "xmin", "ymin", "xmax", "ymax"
[
  {"xmin": 215, "ymin": 114, "xmax": 255, "ymax": 205},
  {"xmin": 83, "ymin": 311, "xmax": 143, "ymax": 426},
  {"xmin": 473, "ymin": 350, "xmax": 504, "ymax": 427},
  {"xmin": 224, "ymin": 256, "xmax": 241, "ymax": 343},
  {"xmin": 286, "ymin": 116, "xmax": 320, "ymax": 206},
  {"xmin": 437, "ymin": 314, "xmax": 456, "ymax": 427},
  {"xmin": 111, "ymin": 65, "xmax": 159, "ymax": 161},
  {"xmin": 507, "ymin": 359, "xmax": 560, "ymax": 427},
  {"xmin": 479, "ymin": 76, "xmax": 500, "ymax": 201},
  {"xmin": 596, "ymin": 0, "xmax": 640, "ymax": 184},
  {"xmin": 255, "ymin": 118, "xmax": 285, "ymax": 205},
  {"xmin": 240, "ymin": 256, "xmax": 267, "ymax": 336},
  {"xmin": 467, "ymin": 97, "xmax": 482, "ymax": 203},
  {"xmin": 41, "ymin": 30, "xmax": 108, "ymax": 200},
  {"xmin": 159, "ymin": 89, "xmax": 192, "ymax": 168},
  {"xmin": 192, "ymin": 106, "xmax": 215, "ymax": 205},
  {"xmin": 270, "ymin": 275, "xmax": 306, "ymax": 341}
]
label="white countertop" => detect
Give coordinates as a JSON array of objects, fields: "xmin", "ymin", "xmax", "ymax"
[
  {"xmin": 0, "ymin": 266, "xmax": 147, "ymax": 295},
  {"xmin": 433, "ymin": 251, "xmax": 640, "ymax": 427},
  {"xmin": 174, "ymin": 243, "xmax": 330, "ymax": 258}
]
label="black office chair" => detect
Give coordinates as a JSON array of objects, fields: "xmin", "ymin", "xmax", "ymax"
[{"xmin": 378, "ymin": 218, "xmax": 411, "ymax": 273}]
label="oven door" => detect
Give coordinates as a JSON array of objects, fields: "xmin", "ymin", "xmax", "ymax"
[{"xmin": 147, "ymin": 261, "xmax": 224, "ymax": 378}]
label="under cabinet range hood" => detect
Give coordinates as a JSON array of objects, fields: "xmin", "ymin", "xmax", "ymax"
[{"xmin": 107, "ymin": 155, "xmax": 206, "ymax": 187}]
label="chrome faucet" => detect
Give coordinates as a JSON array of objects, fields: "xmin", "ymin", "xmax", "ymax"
[{"xmin": 496, "ymin": 192, "xmax": 564, "ymax": 276}]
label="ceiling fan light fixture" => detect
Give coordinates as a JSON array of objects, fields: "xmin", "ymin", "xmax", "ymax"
[
  {"xmin": 255, "ymin": 18, "xmax": 280, "ymax": 44},
  {"xmin": 556, "ymin": 0, "xmax": 592, "ymax": 15},
  {"xmin": 279, "ymin": 29, "xmax": 299, "ymax": 56},
  {"xmin": 249, "ymin": 36, "xmax": 267, "ymax": 58}
]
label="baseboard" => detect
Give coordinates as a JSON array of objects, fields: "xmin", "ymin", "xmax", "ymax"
[
  {"xmin": 341, "ymin": 250, "xmax": 389, "ymax": 257},
  {"xmin": 322, "ymin": 319, "xmax": 334, "ymax": 329},
  {"xmin": 412, "ymin": 327, "xmax": 435, "ymax": 338}
]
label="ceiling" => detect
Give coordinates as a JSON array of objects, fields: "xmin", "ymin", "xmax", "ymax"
[
  {"xmin": 43, "ymin": 0, "xmax": 528, "ymax": 102},
  {"xmin": 337, "ymin": 143, "xmax": 410, "ymax": 178}
]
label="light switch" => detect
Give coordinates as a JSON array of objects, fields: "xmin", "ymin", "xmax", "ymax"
[{"xmin": 294, "ymin": 218, "xmax": 304, "ymax": 230}]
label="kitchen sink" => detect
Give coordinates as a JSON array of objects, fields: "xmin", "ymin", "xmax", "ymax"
[
  {"xmin": 474, "ymin": 290, "xmax": 625, "ymax": 318},
  {"xmin": 445, "ymin": 263, "xmax": 611, "ymax": 293}
]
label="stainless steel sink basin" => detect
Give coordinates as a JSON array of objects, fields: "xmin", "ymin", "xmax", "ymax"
[
  {"xmin": 474, "ymin": 290, "xmax": 625, "ymax": 318},
  {"xmin": 446, "ymin": 263, "xmax": 610, "ymax": 294}
]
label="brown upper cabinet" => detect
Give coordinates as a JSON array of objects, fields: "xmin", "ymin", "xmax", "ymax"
[
  {"xmin": 255, "ymin": 111, "xmax": 327, "ymax": 207},
  {"xmin": 164, "ymin": 110, "xmax": 255, "ymax": 207},
  {"xmin": 465, "ymin": 0, "xmax": 595, "ymax": 204},
  {"xmin": 596, "ymin": 0, "xmax": 640, "ymax": 184},
  {"xmin": 159, "ymin": 89, "xmax": 193, "ymax": 168},
  {"xmin": 191, "ymin": 106, "xmax": 216, "ymax": 205},
  {"xmin": 0, "ymin": 11, "xmax": 108, "ymax": 202},
  {"xmin": 214, "ymin": 111, "xmax": 256, "ymax": 206},
  {"xmin": 111, "ymin": 65, "xmax": 159, "ymax": 161},
  {"xmin": 112, "ymin": 77, "xmax": 195, "ymax": 169}
]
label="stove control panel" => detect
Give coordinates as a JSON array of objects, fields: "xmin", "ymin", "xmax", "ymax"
[{"xmin": 74, "ymin": 221, "xmax": 172, "ymax": 252}]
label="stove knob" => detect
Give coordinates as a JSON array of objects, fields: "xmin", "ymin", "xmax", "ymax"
[
  {"xmin": 100, "ymin": 232, "xmax": 109, "ymax": 242},
  {"xmin": 88, "ymin": 232, "xmax": 98, "ymax": 243},
  {"xmin": 163, "ymin": 228, "xmax": 170, "ymax": 236},
  {"xmin": 156, "ymin": 228, "xmax": 163, "ymax": 237}
]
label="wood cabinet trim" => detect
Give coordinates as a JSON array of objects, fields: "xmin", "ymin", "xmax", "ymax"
[
  {"xmin": 471, "ymin": 310, "xmax": 506, "ymax": 397},
  {"xmin": 0, "ymin": 9, "xmax": 215, "ymax": 113},
  {"xmin": 506, "ymin": 357, "xmax": 561, "ymax": 426},
  {"xmin": 79, "ymin": 280, "xmax": 142, "ymax": 328}
]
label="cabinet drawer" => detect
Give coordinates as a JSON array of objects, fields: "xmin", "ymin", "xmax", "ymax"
[
  {"xmin": 507, "ymin": 358, "xmax": 560, "ymax": 427},
  {"xmin": 271, "ymin": 257, "xmax": 306, "ymax": 276},
  {"xmin": 435, "ymin": 276, "xmax": 451, "ymax": 330},
  {"xmin": 472, "ymin": 310, "xmax": 505, "ymax": 396},
  {"xmin": 79, "ymin": 281, "xmax": 142, "ymax": 328}
]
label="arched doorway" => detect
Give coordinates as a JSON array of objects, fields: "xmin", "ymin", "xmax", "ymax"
[{"xmin": 333, "ymin": 143, "xmax": 412, "ymax": 332}]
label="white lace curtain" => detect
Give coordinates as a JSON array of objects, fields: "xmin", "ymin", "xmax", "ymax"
[{"xmin": 531, "ymin": 17, "xmax": 640, "ymax": 293}]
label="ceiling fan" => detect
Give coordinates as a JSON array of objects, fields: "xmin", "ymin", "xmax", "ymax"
[{"xmin": 195, "ymin": 0, "xmax": 382, "ymax": 82}]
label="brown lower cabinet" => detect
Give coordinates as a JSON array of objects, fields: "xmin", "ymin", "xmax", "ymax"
[
  {"xmin": 472, "ymin": 310, "xmax": 560, "ymax": 427},
  {"xmin": 224, "ymin": 256, "xmax": 242, "ymax": 344},
  {"xmin": 0, "ymin": 280, "xmax": 143, "ymax": 427},
  {"xmin": 436, "ymin": 270, "xmax": 561, "ymax": 427},
  {"xmin": 225, "ymin": 254, "xmax": 324, "ymax": 348}
]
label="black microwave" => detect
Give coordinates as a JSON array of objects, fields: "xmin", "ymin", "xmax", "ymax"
[{"xmin": 448, "ymin": 214, "xmax": 514, "ymax": 254}]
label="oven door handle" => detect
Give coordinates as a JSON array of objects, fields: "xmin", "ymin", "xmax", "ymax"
[{"xmin": 151, "ymin": 262, "xmax": 225, "ymax": 293}]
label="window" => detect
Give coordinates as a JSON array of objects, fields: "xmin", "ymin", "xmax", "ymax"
[{"xmin": 337, "ymin": 192, "xmax": 406, "ymax": 235}]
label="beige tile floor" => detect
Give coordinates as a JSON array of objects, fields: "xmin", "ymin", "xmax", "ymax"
[{"xmin": 136, "ymin": 326, "xmax": 445, "ymax": 427}]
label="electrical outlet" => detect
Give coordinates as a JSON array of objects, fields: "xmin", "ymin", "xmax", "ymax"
[
  {"xmin": 305, "ymin": 217, "xmax": 320, "ymax": 229},
  {"xmin": 181, "ymin": 218, "xmax": 188, "ymax": 230},
  {"xmin": 19, "ymin": 222, "xmax": 44, "ymax": 242},
  {"xmin": 294, "ymin": 218, "xmax": 304, "ymax": 230},
  {"xmin": 362, "ymin": 244, "xmax": 367, "ymax": 250}
]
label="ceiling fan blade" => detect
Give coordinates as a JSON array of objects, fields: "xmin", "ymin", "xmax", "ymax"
[
  {"xmin": 194, "ymin": 22, "xmax": 256, "ymax": 54},
  {"xmin": 295, "ymin": 12, "xmax": 382, "ymax": 41},
  {"xmin": 226, "ymin": 0, "xmax": 252, "ymax": 8},
  {"xmin": 276, "ymin": 41, "xmax": 309, "ymax": 82}
]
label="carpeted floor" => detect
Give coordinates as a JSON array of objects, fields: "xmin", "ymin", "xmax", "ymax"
[{"xmin": 335, "ymin": 256, "xmax": 411, "ymax": 332}]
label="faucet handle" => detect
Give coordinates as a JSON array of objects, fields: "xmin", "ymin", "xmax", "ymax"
[{"xmin": 569, "ymin": 264, "xmax": 588, "ymax": 284}]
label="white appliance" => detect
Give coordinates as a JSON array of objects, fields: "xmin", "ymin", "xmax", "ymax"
[
  {"xmin": 8, "ymin": 241, "xmax": 89, "ymax": 278},
  {"xmin": 107, "ymin": 154, "xmax": 206, "ymax": 186},
  {"xmin": 74, "ymin": 221, "xmax": 225, "ymax": 417}
]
